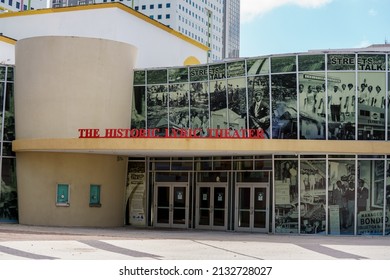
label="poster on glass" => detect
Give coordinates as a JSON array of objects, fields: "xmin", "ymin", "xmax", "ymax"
[
  {"xmin": 271, "ymin": 74, "xmax": 297, "ymax": 139},
  {"xmin": 247, "ymin": 75, "xmax": 270, "ymax": 138},
  {"xmin": 298, "ymin": 72, "xmax": 326, "ymax": 139},
  {"xmin": 274, "ymin": 160, "xmax": 299, "ymax": 233}
]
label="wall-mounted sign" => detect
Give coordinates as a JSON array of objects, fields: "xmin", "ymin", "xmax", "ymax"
[{"xmin": 78, "ymin": 128, "xmax": 266, "ymax": 139}]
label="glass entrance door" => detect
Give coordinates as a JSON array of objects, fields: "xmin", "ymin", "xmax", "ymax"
[
  {"xmin": 235, "ymin": 184, "xmax": 269, "ymax": 232},
  {"xmin": 155, "ymin": 184, "xmax": 188, "ymax": 228},
  {"xmin": 196, "ymin": 184, "xmax": 227, "ymax": 230}
]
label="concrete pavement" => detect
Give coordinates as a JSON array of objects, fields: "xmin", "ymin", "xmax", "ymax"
[{"xmin": 0, "ymin": 223, "xmax": 390, "ymax": 260}]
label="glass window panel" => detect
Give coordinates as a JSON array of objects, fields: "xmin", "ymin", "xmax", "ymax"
[
  {"xmin": 131, "ymin": 86, "xmax": 146, "ymax": 129},
  {"xmin": 213, "ymin": 160, "xmax": 231, "ymax": 170},
  {"xmin": 271, "ymin": 56, "xmax": 296, "ymax": 73},
  {"xmin": 213, "ymin": 156, "xmax": 232, "ymax": 160},
  {"xmin": 358, "ymin": 54, "xmax": 386, "ymax": 71},
  {"xmin": 154, "ymin": 161, "xmax": 170, "ymax": 170},
  {"xmin": 234, "ymin": 156, "xmax": 253, "ymax": 160},
  {"xmin": 190, "ymin": 65, "xmax": 208, "ymax": 82},
  {"xmin": 171, "ymin": 161, "xmax": 193, "ymax": 170},
  {"xmin": 357, "ymin": 72, "xmax": 386, "ymax": 140},
  {"xmin": 271, "ymin": 74, "xmax": 297, "ymax": 139},
  {"xmin": 328, "ymin": 155, "xmax": 356, "ymax": 159},
  {"xmin": 195, "ymin": 161, "xmax": 212, "ymax": 171},
  {"xmin": 298, "ymin": 72, "xmax": 326, "ymax": 139},
  {"xmin": 0, "ymin": 158, "xmax": 17, "ymax": 222},
  {"xmin": 155, "ymin": 172, "xmax": 188, "ymax": 182},
  {"xmin": 227, "ymin": 77, "xmax": 247, "ymax": 131},
  {"xmin": 6, "ymin": 67, "xmax": 13, "ymax": 81},
  {"xmin": 327, "ymin": 54, "xmax": 356, "ymax": 71},
  {"xmin": 147, "ymin": 85, "xmax": 168, "ymax": 136},
  {"xmin": 274, "ymin": 155, "xmax": 298, "ymax": 159},
  {"xmin": 255, "ymin": 160, "xmax": 272, "ymax": 170},
  {"xmin": 0, "ymin": 82, "xmax": 4, "ymax": 140},
  {"xmin": 197, "ymin": 172, "xmax": 227, "ymax": 182},
  {"xmin": 358, "ymin": 155, "xmax": 385, "ymax": 159},
  {"xmin": 327, "ymin": 72, "xmax": 356, "ymax": 140},
  {"xmin": 388, "ymin": 72, "xmax": 390, "ymax": 140},
  {"xmin": 2, "ymin": 142, "xmax": 15, "ymax": 157},
  {"xmin": 209, "ymin": 63, "xmax": 226, "ymax": 80},
  {"xmin": 234, "ymin": 160, "xmax": 253, "ymax": 170},
  {"xmin": 134, "ymin": 70, "xmax": 146, "ymax": 85},
  {"xmin": 168, "ymin": 67, "xmax": 188, "ymax": 83},
  {"xmin": 298, "ymin": 54, "xmax": 325, "ymax": 71},
  {"xmin": 248, "ymin": 76, "xmax": 270, "ymax": 138},
  {"xmin": 357, "ymin": 160, "xmax": 384, "ymax": 235},
  {"xmin": 0, "ymin": 66, "xmax": 6, "ymax": 80},
  {"xmin": 329, "ymin": 160, "xmax": 355, "ymax": 235},
  {"xmin": 386, "ymin": 160, "xmax": 390, "ymax": 235},
  {"xmin": 300, "ymin": 155, "xmax": 326, "ymax": 158},
  {"xmin": 210, "ymin": 79, "xmax": 227, "ymax": 131},
  {"xmin": 147, "ymin": 69, "xmax": 167, "ymax": 84},
  {"xmin": 236, "ymin": 172, "xmax": 269, "ymax": 182},
  {"xmin": 168, "ymin": 83, "xmax": 190, "ymax": 133},
  {"xmin": 4, "ymin": 82, "xmax": 15, "ymax": 141},
  {"xmin": 227, "ymin": 60, "xmax": 245, "ymax": 78},
  {"xmin": 190, "ymin": 81, "xmax": 209, "ymax": 136},
  {"xmin": 274, "ymin": 160, "xmax": 299, "ymax": 233},
  {"xmin": 171, "ymin": 157, "xmax": 193, "ymax": 161},
  {"xmin": 246, "ymin": 57, "xmax": 269, "ymax": 75},
  {"xmin": 300, "ymin": 160, "xmax": 326, "ymax": 234}
]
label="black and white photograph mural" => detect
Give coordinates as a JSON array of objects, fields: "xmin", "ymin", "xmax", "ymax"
[
  {"xmin": 169, "ymin": 83, "xmax": 190, "ymax": 130},
  {"xmin": 147, "ymin": 84, "xmax": 168, "ymax": 135},
  {"xmin": 328, "ymin": 159, "xmax": 356, "ymax": 235},
  {"xmin": 299, "ymin": 160, "xmax": 326, "ymax": 234},
  {"xmin": 298, "ymin": 72, "xmax": 326, "ymax": 139},
  {"xmin": 247, "ymin": 57, "xmax": 269, "ymax": 76},
  {"xmin": 274, "ymin": 159, "xmax": 299, "ymax": 233},
  {"xmin": 357, "ymin": 54, "xmax": 386, "ymax": 141},
  {"xmin": 209, "ymin": 63, "xmax": 228, "ymax": 132},
  {"xmin": 247, "ymin": 75, "xmax": 270, "ymax": 138},
  {"xmin": 271, "ymin": 74, "xmax": 298, "ymax": 139},
  {"xmin": 327, "ymin": 72, "xmax": 356, "ymax": 140},
  {"xmin": 190, "ymin": 81, "xmax": 209, "ymax": 136}
]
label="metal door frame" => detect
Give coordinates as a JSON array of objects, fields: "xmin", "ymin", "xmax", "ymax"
[
  {"xmin": 154, "ymin": 183, "xmax": 189, "ymax": 228},
  {"xmin": 235, "ymin": 183, "xmax": 269, "ymax": 233},
  {"xmin": 195, "ymin": 183, "xmax": 228, "ymax": 230}
]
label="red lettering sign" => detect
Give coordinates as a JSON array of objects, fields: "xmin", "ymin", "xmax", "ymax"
[{"xmin": 78, "ymin": 128, "xmax": 265, "ymax": 139}]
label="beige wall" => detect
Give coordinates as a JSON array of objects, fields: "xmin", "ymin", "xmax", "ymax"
[
  {"xmin": 17, "ymin": 152, "xmax": 127, "ymax": 227},
  {"xmin": 14, "ymin": 36, "xmax": 136, "ymax": 226},
  {"xmin": 14, "ymin": 36, "xmax": 137, "ymax": 139}
]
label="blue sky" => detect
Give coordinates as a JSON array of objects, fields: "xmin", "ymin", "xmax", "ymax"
[{"xmin": 240, "ymin": 0, "xmax": 390, "ymax": 57}]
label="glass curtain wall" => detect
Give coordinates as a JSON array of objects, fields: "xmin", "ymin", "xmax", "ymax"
[
  {"xmin": 133, "ymin": 52, "xmax": 390, "ymax": 141},
  {"xmin": 0, "ymin": 65, "xmax": 17, "ymax": 222}
]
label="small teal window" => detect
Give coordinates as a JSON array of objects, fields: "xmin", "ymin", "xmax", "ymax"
[
  {"xmin": 89, "ymin": 185, "xmax": 101, "ymax": 207},
  {"xmin": 56, "ymin": 184, "xmax": 70, "ymax": 206}
]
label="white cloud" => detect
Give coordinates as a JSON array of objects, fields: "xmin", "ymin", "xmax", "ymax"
[
  {"xmin": 368, "ymin": 9, "xmax": 377, "ymax": 16},
  {"xmin": 355, "ymin": 40, "xmax": 371, "ymax": 48},
  {"xmin": 241, "ymin": 0, "xmax": 333, "ymax": 22}
]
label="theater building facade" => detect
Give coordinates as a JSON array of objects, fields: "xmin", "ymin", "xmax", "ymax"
[{"xmin": 2, "ymin": 36, "xmax": 390, "ymax": 235}]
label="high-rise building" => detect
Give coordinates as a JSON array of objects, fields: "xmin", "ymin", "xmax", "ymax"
[
  {"xmin": 48, "ymin": 0, "xmax": 239, "ymax": 62},
  {"xmin": 0, "ymin": 0, "xmax": 47, "ymax": 11},
  {"xmin": 129, "ymin": 0, "xmax": 226, "ymax": 62},
  {"xmin": 223, "ymin": 0, "xmax": 240, "ymax": 58}
]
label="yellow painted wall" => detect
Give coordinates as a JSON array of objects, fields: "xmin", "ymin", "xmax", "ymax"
[{"xmin": 17, "ymin": 152, "xmax": 127, "ymax": 227}]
